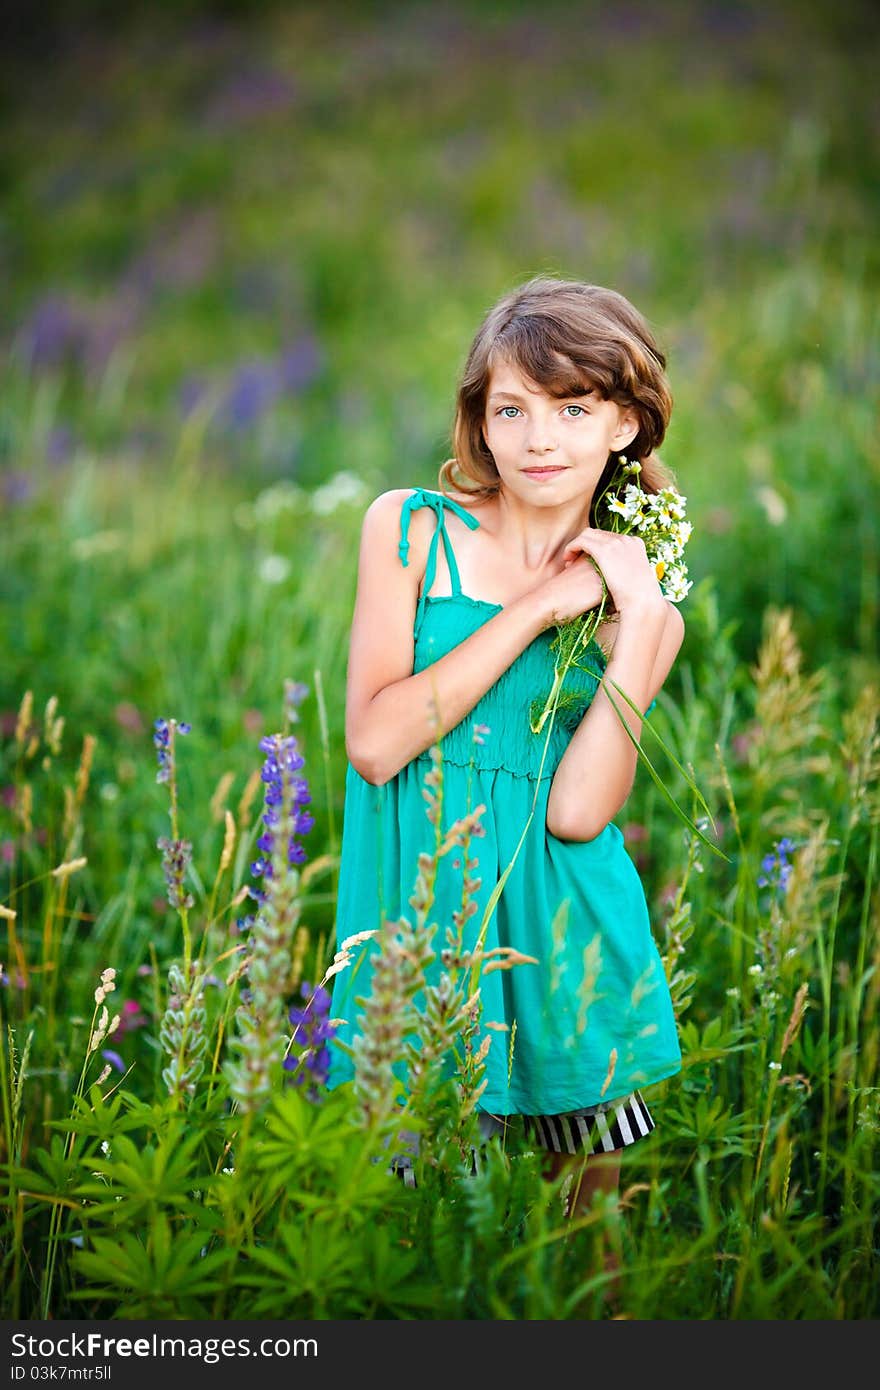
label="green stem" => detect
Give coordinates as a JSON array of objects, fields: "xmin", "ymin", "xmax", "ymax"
[
  {"xmin": 599, "ymin": 674, "xmax": 729, "ymax": 860},
  {"xmin": 0, "ymin": 1021, "xmax": 18, "ymax": 1316},
  {"xmin": 40, "ymin": 999, "xmax": 102, "ymax": 1318},
  {"xmin": 817, "ymin": 819, "xmax": 854, "ymax": 1213},
  {"xmin": 313, "ymin": 667, "xmax": 339, "ymax": 909},
  {"xmin": 842, "ymin": 815, "xmax": 878, "ymax": 1229}
]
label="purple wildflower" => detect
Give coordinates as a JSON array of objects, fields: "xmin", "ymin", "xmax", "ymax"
[
  {"xmin": 220, "ymin": 359, "xmax": 283, "ymax": 429},
  {"xmin": 18, "ymin": 293, "xmax": 88, "ymax": 371},
  {"xmin": 2, "ymin": 473, "xmax": 33, "ymax": 506},
  {"xmin": 757, "ymin": 837, "xmax": 796, "ymax": 895},
  {"xmin": 153, "ymin": 717, "xmax": 191, "ymax": 784},
  {"xmin": 101, "ymin": 1049, "xmax": 125, "ymax": 1073},
  {"xmin": 238, "ymin": 730, "xmax": 313, "ymax": 928},
  {"xmin": 47, "ymin": 424, "xmax": 74, "ymax": 467},
  {"xmin": 224, "ymin": 723, "xmax": 314, "ymax": 1112},
  {"xmin": 279, "ymin": 334, "xmax": 323, "ymax": 393},
  {"xmin": 283, "ymin": 981, "xmax": 337, "ymax": 1099},
  {"xmin": 284, "ymin": 680, "xmax": 310, "ymax": 724}
]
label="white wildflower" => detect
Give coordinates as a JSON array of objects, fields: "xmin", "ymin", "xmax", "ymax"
[
  {"xmin": 253, "ymin": 479, "xmax": 304, "ymax": 523},
  {"xmin": 601, "ymin": 469, "xmax": 692, "ymax": 606},
  {"xmin": 257, "ymin": 553, "xmax": 292, "ymax": 586},
  {"xmin": 662, "ymin": 566, "xmax": 693, "ymax": 603},
  {"xmin": 755, "ymin": 485, "xmax": 787, "ymax": 526},
  {"xmin": 311, "ymin": 470, "xmax": 369, "ymax": 516}
]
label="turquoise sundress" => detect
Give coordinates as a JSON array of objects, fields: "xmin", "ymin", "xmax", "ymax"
[{"xmin": 326, "ymin": 487, "xmax": 682, "ymax": 1115}]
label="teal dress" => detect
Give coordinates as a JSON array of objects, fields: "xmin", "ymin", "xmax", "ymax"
[{"xmin": 327, "ymin": 488, "xmax": 681, "ymax": 1115}]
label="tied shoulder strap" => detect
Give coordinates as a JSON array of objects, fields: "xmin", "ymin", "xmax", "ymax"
[{"xmin": 398, "ymin": 488, "xmax": 480, "ymax": 640}]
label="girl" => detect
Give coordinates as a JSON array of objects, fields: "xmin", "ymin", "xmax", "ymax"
[{"xmin": 326, "ymin": 274, "xmax": 685, "ymax": 1225}]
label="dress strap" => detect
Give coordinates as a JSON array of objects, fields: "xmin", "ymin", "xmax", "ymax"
[{"xmin": 398, "ymin": 488, "xmax": 480, "ymax": 638}]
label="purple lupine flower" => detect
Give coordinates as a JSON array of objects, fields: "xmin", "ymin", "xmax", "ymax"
[
  {"xmin": 757, "ymin": 837, "xmax": 796, "ymax": 895},
  {"xmin": 238, "ymin": 731, "xmax": 313, "ymax": 928},
  {"xmin": 224, "ymin": 723, "xmax": 314, "ymax": 1112},
  {"xmin": 220, "ymin": 359, "xmax": 283, "ymax": 430},
  {"xmin": 284, "ymin": 680, "xmax": 310, "ymax": 724},
  {"xmin": 2, "ymin": 473, "xmax": 33, "ymax": 506},
  {"xmin": 47, "ymin": 424, "xmax": 75, "ymax": 466},
  {"xmin": 153, "ymin": 717, "xmax": 191, "ymax": 784},
  {"xmin": 101, "ymin": 1049, "xmax": 125, "ymax": 1072},
  {"xmin": 202, "ymin": 68, "xmax": 297, "ymax": 131},
  {"xmin": 256, "ymin": 736, "xmax": 313, "ymax": 847},
  {"xmin": 19, "ymin": 293, "xmax": 89, "ymax": 371},
  {"xmin": 279, "ymin": 334, "xmax": 323, "ymax": 393},
  {"xmin": 283, "ymin": 981, "xmax": 337, "ymax": 1099}
]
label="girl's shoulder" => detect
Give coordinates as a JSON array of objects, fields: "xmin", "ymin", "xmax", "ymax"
[
  {"xmin": 357, "ymin": 487, "xmax": 457, "ymax": 575},
  {"xmin": 363, "ymin": 484, "xmax": 492, "ymax": 529},
  {"xmin": 359, "ymin": 485, "xmax": 493, "ymax": 578}
]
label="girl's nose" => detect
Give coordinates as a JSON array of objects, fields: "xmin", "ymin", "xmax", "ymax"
[{"xmin": 526, "ymin": 416, "xmax": 559, "ymax": 453}]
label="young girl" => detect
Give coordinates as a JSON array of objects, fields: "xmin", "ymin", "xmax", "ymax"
[{"xmin": 326, "ymin": 274, "xmax": 685, "ymax": 1221}]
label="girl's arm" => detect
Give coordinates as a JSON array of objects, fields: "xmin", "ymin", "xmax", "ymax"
[
  {"xmin": 345, "ymin": 489, "xmax": 595, "ymax": 786},
  {"xmin": 546, "ymin": 534, "xmax": 686, "ymax": 842}
]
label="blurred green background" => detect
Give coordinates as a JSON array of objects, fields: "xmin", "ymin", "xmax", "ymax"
[{"xmin": 1, "ymin": 0, "xmax": 878, "ymax": 934}]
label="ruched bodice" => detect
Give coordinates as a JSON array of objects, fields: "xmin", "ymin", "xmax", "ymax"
[{"xmin": 412, "ymin": 593, "xmax": 606, "ymax": 780}]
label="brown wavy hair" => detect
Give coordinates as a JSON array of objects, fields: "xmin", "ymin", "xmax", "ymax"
[{"xmin": 438, "ymin": 275, "xmax": 675, "ymax": 522}]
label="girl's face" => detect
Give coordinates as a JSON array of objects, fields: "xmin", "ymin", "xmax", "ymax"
[{"xmin": 482, "ymin": 357, "xmax": 638, "ymax": 510}]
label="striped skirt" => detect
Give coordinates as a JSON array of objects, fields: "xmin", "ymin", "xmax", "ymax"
[
  {"xmin": 483, "ymin": 1090, "xmax": 655, "ymax": 1155},
  {"xmin": 389, "ymin": 1090, "xmax": 655, "ymax": 1186}
]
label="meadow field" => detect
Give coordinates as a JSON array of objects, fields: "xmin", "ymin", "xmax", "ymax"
[{"xmin": 1, "ymin": 0, "xmax": 878, "ymax": 1319}]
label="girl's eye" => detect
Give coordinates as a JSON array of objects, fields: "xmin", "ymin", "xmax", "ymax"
[
  {"xmin": 564, "ymin": 404, "xmax": 587, "ymax": 417},
  {"xmin": 498, "ymin": 406, "xmax": 520, "ymax": 418}
]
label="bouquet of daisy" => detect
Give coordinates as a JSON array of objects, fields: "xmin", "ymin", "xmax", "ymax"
[
  {"xmin": 530, "ymin": 456, "xmax": 722, "ymax": 857},
  {"xmin": 604, "ymin": 456, "xmax": 693, "ymax": 601}
]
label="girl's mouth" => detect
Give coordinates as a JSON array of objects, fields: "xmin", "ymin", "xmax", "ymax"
[{"xmin": 522, "ymin": 466, "xmax": 567, "ymax": 479}]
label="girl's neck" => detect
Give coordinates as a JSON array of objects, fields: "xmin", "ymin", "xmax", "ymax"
[{"xmin": 493, "ymin": 485, "xmax": 593, "ymax": 572}]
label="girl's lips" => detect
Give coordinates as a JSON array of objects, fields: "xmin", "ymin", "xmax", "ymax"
[{"xmin": 522, "ymin": 466, "xmax": 566, "ymax": 478}]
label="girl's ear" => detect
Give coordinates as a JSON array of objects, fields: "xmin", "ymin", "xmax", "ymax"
[{"xmin": 612, "ymin": 408, "xmax": 640, "ymax": 453}]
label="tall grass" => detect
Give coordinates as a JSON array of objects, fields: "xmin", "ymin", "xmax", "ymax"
[{"xmin": 0, "ymin": 566, "xmax": 877, "ymax": 1317}]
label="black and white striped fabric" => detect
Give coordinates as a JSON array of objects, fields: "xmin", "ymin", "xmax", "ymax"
[
  {"xmin": 387, "ymin": 1090, "xmax": 655, "ymax": 1185},
  {"xmin": 523, "ymin": 1090, "xmax": 655, "ymax": 1155}
]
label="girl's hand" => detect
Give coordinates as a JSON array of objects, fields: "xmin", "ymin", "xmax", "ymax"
[
  {"xmin": 561, "ymin": 527, "xmax": 664, "ymax": 618},
  {"xmin": 534, "ymin": 554, "xmax": 606, "ymax": 627}
]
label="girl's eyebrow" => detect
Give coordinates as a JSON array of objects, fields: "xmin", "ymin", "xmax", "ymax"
[{"xmin": 488, "ymin": 387, "xmax": 596, "ymax": 402}]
